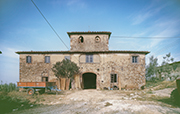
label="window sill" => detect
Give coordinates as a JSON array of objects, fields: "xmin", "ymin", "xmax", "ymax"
[
  {"xmin": 26, "ymin": 63, "xmax": 32, "ymax": 64},
  {"xmin": 131, "ymin": 62, "xmax": 140, "ymax": 64}
]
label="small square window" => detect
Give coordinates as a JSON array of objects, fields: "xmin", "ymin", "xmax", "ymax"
[
  {"xmin": 65, "ymin": 56, "xmax": 70, "ymax": 60},
  {"xmin": 132, "ymin": 56, "xmax": 138, "ymax": 63},
  {"xmin": 26, "ymin": 56, "xmax": 31, "ymax": 63},
  {"xmin": 111, "ymin": 74, "xmax": 117, "ymax": 83},
  {"xmin": 86, "ymin": 54, "xmax": 93, "ymax": 63},
  {"xmin": 45, "ymin": 56, "xmax": 50, "ymax": 63},
  {"xmin": 42, "ymin": 77, "xmax": 48, "ymax": 82}
]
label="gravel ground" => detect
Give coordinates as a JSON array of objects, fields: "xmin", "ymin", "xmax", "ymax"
[{"xmin": 9, "ymin": 89, "xmax": 180, "ymax": 114}]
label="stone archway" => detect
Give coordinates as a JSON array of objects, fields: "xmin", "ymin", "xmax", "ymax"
[{"xmin": 82, "ymin": 72, "xmax": 96, "ymax": 89}]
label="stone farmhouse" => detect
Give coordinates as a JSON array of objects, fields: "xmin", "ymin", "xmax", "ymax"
[{"xmin": 16, "ymin": 31, "xmax": 149, "ymax": 90}]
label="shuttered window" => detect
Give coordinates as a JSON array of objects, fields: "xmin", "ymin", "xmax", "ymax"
[
  {"xmin": 26, "ymin": 56, "xmax": 31, "ymax": 63},
  {"xmin": 45, "ymin": 56, "xmax": 50, "ymax": 63},
  {"xmin": 132, "ymin": 56, "xmax": 138, "ymax": 63},
  {"xmin": 86, "ymin": 55, "xmax": 93, "ymax": 63},
  {"xmin": 111, "ymin": 74, "xmax": 117, "ymax": 83}
]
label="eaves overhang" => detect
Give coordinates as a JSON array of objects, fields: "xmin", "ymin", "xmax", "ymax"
[
  {"xmin": 16, "ymin": 50, "xmax": 150, "ymax": 55},
  {"xmin": 67, "ymin": 31, "xmax": 111, "ymax": 39}
]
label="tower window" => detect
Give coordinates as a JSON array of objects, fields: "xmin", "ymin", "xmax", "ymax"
[
  {"xmin": 95, "ymin": 36, "xmax": 101, "ymax": 43},
  {"xmin": 78, "ymin": 36, "xmax": 84, "ymax": 43}
]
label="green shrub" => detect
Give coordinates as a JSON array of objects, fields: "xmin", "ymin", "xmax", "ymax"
[
  {"xmin": 0, "ymin": 81, "xmax": 34, "ymax": 113},
  {"xmin": 0, "ymin": 81, "xmax": 18, "ymax": 92},
  {"xmin": 0, "ymin": 91, "xmax": 36, "ymax": 113}
]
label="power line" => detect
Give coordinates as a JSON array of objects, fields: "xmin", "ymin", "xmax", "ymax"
[
  {"xmin": 31, "ymin": 0, "xmax": 81, "ymax": 63},
  {"xmin": 31, "ymin": 0, "xmax": 69, "ymax": 50},
  {"xmin": 111, "ymin": 36, "xmax": 180, "ymax": 39},
  {"xmin": 147, "ymin": 38, "xmax": 180, "ymax": 57},
  {"xmin": 31, "ymin": 0, "xmax": 94, "ymax": 72}
]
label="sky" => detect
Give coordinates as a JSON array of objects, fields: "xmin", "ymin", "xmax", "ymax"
[{"xmin": 0, "ymin": 0, "xmax": 180, "ymax": 84}]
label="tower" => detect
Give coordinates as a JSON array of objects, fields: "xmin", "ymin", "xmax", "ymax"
[{"xmin": 67, "ymin": 31, "xmax": 111, "ymax": 51}]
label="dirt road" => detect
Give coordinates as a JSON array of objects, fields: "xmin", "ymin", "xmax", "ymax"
[{"xmin": 10, "ymin": 89, "xmax": 180, "ymax": 114}]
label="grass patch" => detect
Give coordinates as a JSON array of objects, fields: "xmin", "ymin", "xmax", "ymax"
[
  {"xmin": 0, "ymin": 81, "xmax": 18, "ymax": 92},
  {"xmin": 146, "ymin": 80, "xmax": 176, "ymax": 90},
  {"xmin": 0, "ymin": 82, "xmax": 41, "ymax": 113},
  {"xmin": 0, "ymin": 91, "xmax": 38, "ymax": 113},
  {"xmin": 157, "ymin": 97, "xmax": 175, "ymax": 106},
  {"xmin": 146, "ymin": 80, "xmax": 164, "ymax": 88},
  {"xmin": 146, "ymin": 91, "xmax": 153, "ymax": 94},
  {"xmin": 145, "ymin": 95, "xmax": 180, "ymax": 108}
]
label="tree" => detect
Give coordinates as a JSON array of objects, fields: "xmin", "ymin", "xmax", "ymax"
[
  {"xmin": 146, "ymin": 56, "xmax": 158, "ymax": 80},
  {"xmin": 160, "ymin": 53, "xmax": 174, "ymax": 80},
  {"xmin": 52, "ymin": 59, "xmax": 80, "ymax": 79}
]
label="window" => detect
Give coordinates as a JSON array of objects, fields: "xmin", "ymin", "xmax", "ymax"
[
  {"xmin": 95, "ymin": 36, "xmax": 101, "ymax": 43},
  {"xmin": 132, "ymin": 56, "xmax": 138, "ymax": 63},
  {"xmin": 86, "ymin": 54, "xmax": 93, "ymax": 63},
  {"xmin": 45, "ymin": 56, "xmax": 50, "ymax": 63},
  {"xmin": 42, "ymin": 77, "xmax": 48, "ymax": 82},
  {"xmin": 111, "ymin": 74, "xmax": 117, "ymax": 83},
  {"xmin": 65, "ymin": 56, "xmax": 70, "ymax": 60},
  {"xmin": 78, "ymin": 36, "xmax": 84, "ymax": 43},
  {"xmin": 26, "ymin": 56, "xmax": 31, "ymax": 63}
]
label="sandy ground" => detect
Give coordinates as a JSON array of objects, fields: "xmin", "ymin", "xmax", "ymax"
[{"xmin": 9, "ymin": 88, "xmax": 180, "ymax": 114}]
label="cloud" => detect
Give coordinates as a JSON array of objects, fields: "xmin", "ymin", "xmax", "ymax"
[
  {"xmin": 173, "ymin": 53, "xmax": 180, "ymax": 62},
  {"xmin": 50, "ymin": 0, "xmax": 87, "ymax": 11},
  {"xmin": 132, "ymin": 11, "xmax": 152, "ymax": 25},
  {"xmin": 109, "ymin": 39, "xmax": 143, "ymax": 51},
  {"xmin": 131, "ymin": 2, "xmax": 167, "ymax": 25},
  {"xmin": 2, "ymin": 47, "xmax": 19, "ymax": 59},
  {"xmin": 66, "ymin": 0, "xmax": 86, "ymax": 9},
  {"xmin": 137, "ymin": 17, "xmax": 180, "ymax": 51},
  {"xmin": 67, "ymin": 0, "xmax": 79, "ymax": 6}
]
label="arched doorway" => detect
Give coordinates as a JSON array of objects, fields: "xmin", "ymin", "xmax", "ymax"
[{"xmin": 82, "ymin": 73, "xmax": 96, "ymax": 89}]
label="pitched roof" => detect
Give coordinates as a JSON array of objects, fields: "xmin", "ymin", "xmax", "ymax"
[
  {"xmin": 67, "ymin": 31, "xmax": 111, "ymax": 38},
  {"xmin": 16, "ymin": 50, "xmax": 150, "ymax": 55}
]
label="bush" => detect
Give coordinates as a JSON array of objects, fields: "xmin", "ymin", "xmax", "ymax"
[
  {"xmin": 146, "ymin": 79, "xmax": 163, "ymax": 88},
  {"xmin": 0, "ymin": 81, "xmax": 18, "ymax": 92},
  {"xmin": 170, "ymin": 89, "xmax": 180, "ymax": 106},
  {"xmin": 0, "ymin": 81, "xmax": 34, "ymax": 113},
  {"xmin": 150, "ymin": 77, "xmax": 159, "ymax": 82},
  {"xmin": 0, "ymin": 91, "xmax": 35, "ymax": 113}
]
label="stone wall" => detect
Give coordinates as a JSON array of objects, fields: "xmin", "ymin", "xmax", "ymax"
[
  {"xmin": 70, "ymin": 34, "xmax": 109, "ymax": 51},
  {"xmin": 78, "ymin": 53, "xmax": 146, "ymax": 89},
  {"xmin": 19, "ymin": 54, "xmax": 70, "ymax": 83},
  {"xmin": 19, "ymin": 53, "xmax": 146, "ymax": 90}
]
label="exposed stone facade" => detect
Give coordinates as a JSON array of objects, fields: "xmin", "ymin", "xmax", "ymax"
[
  {"xmin": 69, "ymin": 33, "xmax": 110, "ymax": 51},
  {"xmin": 16, "ymin": 31, "xmax": 149, "ymax": 90}
]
